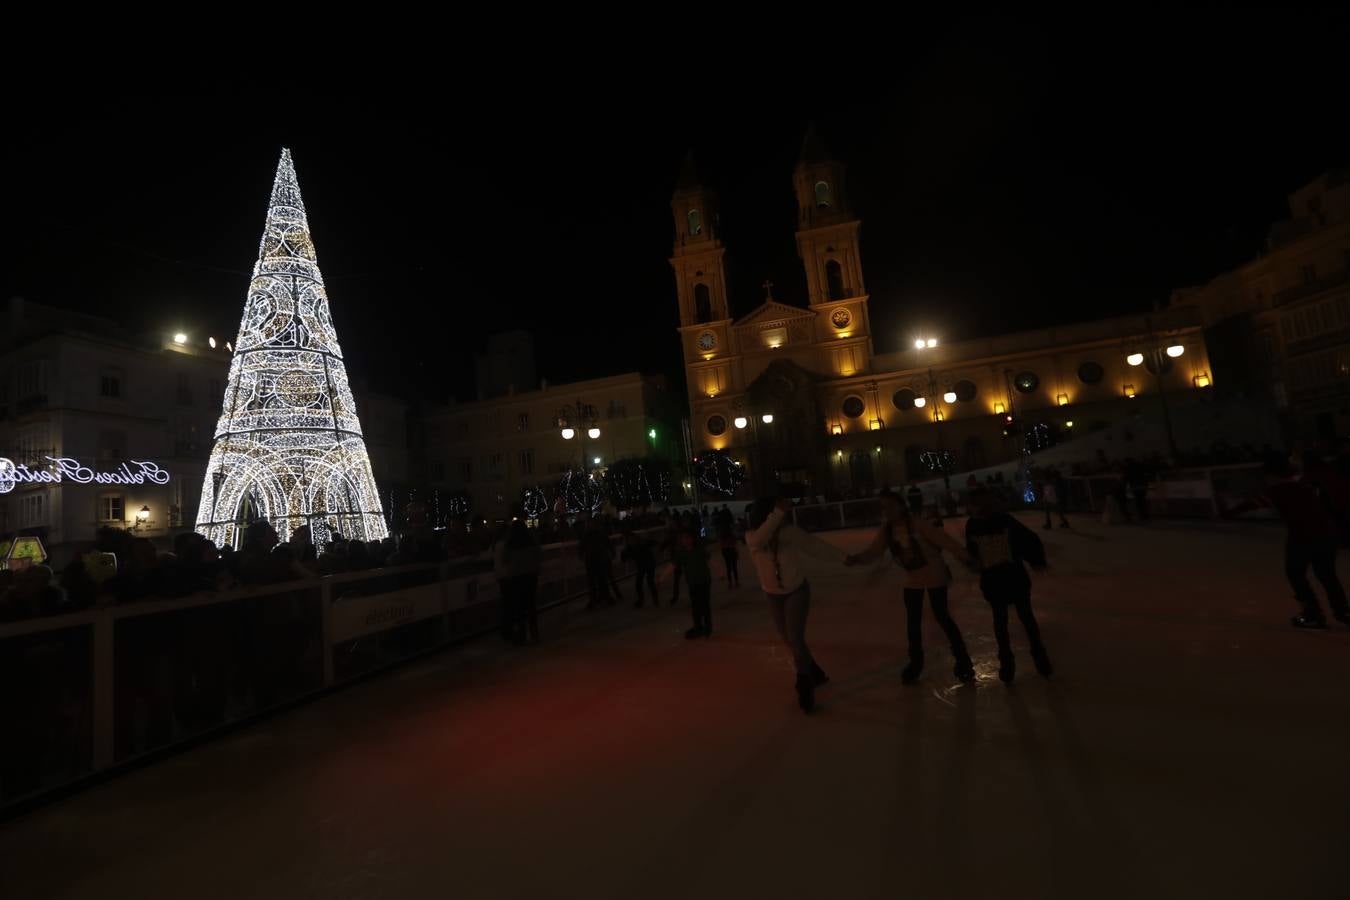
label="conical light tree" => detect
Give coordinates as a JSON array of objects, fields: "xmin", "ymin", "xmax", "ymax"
[{"xmin": 195, "ymin": 148, "xmax": 388, "ymax": 548}]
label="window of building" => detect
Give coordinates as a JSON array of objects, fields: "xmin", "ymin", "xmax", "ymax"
[
  {"xmin": 1301, "ymin": 263, "xmax": 1317, "ymax": 285},
  {"xmin": 455, "ymin": 422, "xmax": 469, "ymax": 441},
  {"xmin": 1077, "ymin": 361, "xmax": 1104, "ymax": 384},
  {"xmin": 688, "ymin": 208, "xmax": 702, "ymax": 236},
  {"xmin": 176, "ymin": 372, "xmax": 193, "ymax": 405},
  {"xmin": 842, "ymin": 395, "xmax": 866, "ymax": 418},
  {"xmin": 21, "ymin": 494, "xmax": 44, "ymax": 527},
  {"xmin": 814, "ymin": 181, "xmax": 832, "ymax": 208},
  {"xmin": 459, "ymin": 458, "xmax": 472, "ymax": 481},
  {"xmin": 100, "ymin": 494, "xmax": 125, "ymax": 523},
  {"xmin": 695, "ymin": 283, "xmax": 712, "ymax": 323},
  {"xmin": 431, "ymin": 460, "xmax": 446, "ymax": 481},
  {"xmin": 15, "ymin": 427, "xmax": 48, "ymax": 466},
  {"xmin": 520, "ymin": 449, "xmax": 535, "ymax": 475},
  {"xmin": 517, "ymin": 412, "xmax": 529, "ymax": 432},
  {"xmin": 825, "ymin": 260, "xmax": 846, "ymax": 301},
  {"xmin": 892, "ymin": 388, "xmax": 917, "ymax": 410},
  {"xmin": 488, "ymin": 452, "xmax": 503, "ymax": 472},
  {"xmin": 706, "ymin": 415, "xmax": 727, "ymax": 436},
  {"xmin": 1013, "ymin": 371, "xmax": 1040, "ymax": 394},
  {"xmin": 16, "ymin": 360, "xmax": 48, "ymax": 399},
  {"xmin": 100, "ymin": 373, "xmax": 122, "ymax": 398}
]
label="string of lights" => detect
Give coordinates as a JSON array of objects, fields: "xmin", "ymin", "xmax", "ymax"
[{"xmin": 694, "ymin": 450, "xmax": 745, "ymax": 497}]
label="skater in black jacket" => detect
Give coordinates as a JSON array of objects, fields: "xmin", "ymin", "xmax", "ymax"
[{"xmin": 964, "ymin": 487, "xmax": 1053, "ymax": 683}]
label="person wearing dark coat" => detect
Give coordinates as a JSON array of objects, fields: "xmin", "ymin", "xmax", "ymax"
[
  {"xmin": 578, "ymin": 518, "xmax": 616, "ymax": 609},
  {"xmin": 621, "ymin": 531, "xmax": 658, "ymax": 607},
  {"xmin": 1225, "ymin": 452, "xmax": 1350, "ymax": 629},
  {"xmin": 964, "ymin": 487, "xmax": 1053, "ymax": 684}
]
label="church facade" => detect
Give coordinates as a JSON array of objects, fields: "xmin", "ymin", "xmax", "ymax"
[{"xmin": 673, "ymin": 131, "xmax": 1226, "ymax": 496}]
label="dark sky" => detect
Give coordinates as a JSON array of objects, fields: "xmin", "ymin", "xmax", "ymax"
[{"xmin": 7, "ymin": 15, "xmax": 1348, "ymax": 404}]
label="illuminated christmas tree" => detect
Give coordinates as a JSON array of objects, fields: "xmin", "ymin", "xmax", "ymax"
[{"xmin": 195, "ymin": 148, "xmax": 388, "ymax": 548}]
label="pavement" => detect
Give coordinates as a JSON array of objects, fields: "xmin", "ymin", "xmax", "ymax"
[{"xmin": 2, "ymin": 514, "xmax": 1348, "ymax": 900}]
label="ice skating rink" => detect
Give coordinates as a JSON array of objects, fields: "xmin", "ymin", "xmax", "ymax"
[{"xmin": 4, "ymin": 515, "xmax": 1347, "ymax": 900}]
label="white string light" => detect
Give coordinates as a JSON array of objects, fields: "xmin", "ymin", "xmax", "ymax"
[{"xmin": 195, "ymin": 148, "xmax": 388, "ymax": 549}]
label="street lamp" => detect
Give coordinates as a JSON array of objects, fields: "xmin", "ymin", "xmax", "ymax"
[
  {"xmin": 1126, "ymin": 322, "xmax": 1181, "ymax": 459},
  {"xmin": 557, "ymin": 400, "xmax": 601, "ymax": 472},
  {"xmin": 760, "ymin": 413, "xmax": 774, "ymax": 424},
  {"xmin": 734, "ymin": 416, "xmax": 748, "ymax": 429},
  {"xmin": 135, "ymin": 505, "xmax": 151, "ymax": 529}
]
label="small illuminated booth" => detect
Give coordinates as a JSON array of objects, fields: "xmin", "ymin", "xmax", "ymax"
[{"xmin": 0, "ymin": 535, "xmax": 49, "ymax": 571}]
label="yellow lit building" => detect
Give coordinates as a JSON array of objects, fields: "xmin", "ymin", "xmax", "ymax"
[
  {"xmin": 1169, "ymin": 168, "xmax": 1350, "ymax": 441},
  {"xmin": 674, "ymin": 132, "xmax": 1224, "ymax": 494}
]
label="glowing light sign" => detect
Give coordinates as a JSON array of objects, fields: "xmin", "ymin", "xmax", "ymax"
[{"xmin": 0, "ymin": 457, "xmax": 171, "ymax": 493}]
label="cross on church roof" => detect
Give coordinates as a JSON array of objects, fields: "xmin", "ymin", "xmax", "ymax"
[{"xmin": 762, "ymin": 280, "xmax": 775, "ymax": 301}]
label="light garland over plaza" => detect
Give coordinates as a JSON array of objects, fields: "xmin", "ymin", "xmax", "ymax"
[{"xmin": 195, "ymin": 149, "xmax": 388, "ymax": 549}]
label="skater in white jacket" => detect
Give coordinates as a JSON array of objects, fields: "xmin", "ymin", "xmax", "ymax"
[{"xmin": 745, "ymin": 496, "xmax": 848, "ymax": 713}]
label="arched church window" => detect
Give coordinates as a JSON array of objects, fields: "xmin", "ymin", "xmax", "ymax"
[
  {"xmin": 688, "ymin": 209, "xmax": 702, "ymax": 236},
  {"xmin": 825, "ymin": 260, "xmax": 846, "ymax": 301},
  {"xmin": 815, "ymin": 181, "xmax": 832, "ymax": 208},
  {"xmin": 694, "ymin": 284, "xmax": 712, "ymax": 324}
]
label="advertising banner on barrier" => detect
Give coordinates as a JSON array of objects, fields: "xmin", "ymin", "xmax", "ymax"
[{"xmin": 329, "ymin": 583, "xmax": 446, "ymax": 643}]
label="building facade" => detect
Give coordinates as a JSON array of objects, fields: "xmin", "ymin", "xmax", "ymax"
[
  {"xmin": 421, "ymin": 372, "xmax": 682, "ymax": 520},
  {"xmin": 0, "ymin": 298, "xmax": 231, "ymax": 559},
  {"xmin": 1170, "ymin": 168, "xmax": 1350, "ymax": 441},
  {"xmin": 675, "ymin": 133, "xmax": 1222, "ymax": 495}
]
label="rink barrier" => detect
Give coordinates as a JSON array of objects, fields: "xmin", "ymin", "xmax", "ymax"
[{"xmin": 0, "ymin": 528, "xmax": 661, "ymax": 815}]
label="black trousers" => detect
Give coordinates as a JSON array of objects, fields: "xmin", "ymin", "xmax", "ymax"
[
  {"xmin": 1285, "ymin": 537, "xmax": 1348, "ymax": 619},
  {"xmin": 984, "ymin": 585, "xmax": 1046, "ymax": 661},
  {"xmin": 689, "ymin": 583, "xmax": 712, "ymax": 632},
  {"xmin": 721, "ymin": 547, "xmax": 739, "ymax": 585},
  {"xmin": 502, "ymin": 575, "xmax": 539, "ymax": 643},
  {"xmin": 670, "ymin": 563, "xmax": 683, "ymax": 601},
  {"xmin": 585, "ymin": 561, "xmax": 613, "ymax": 606},
  {"xmin": 633, "ymin": 564, "xmax": 657, "ymax": 603},
  {"xmin": 767, "ymin": 581, "xmax": 815, "ymax": 676},
  {"xmin": 901, "ymin": 586, "xmax": 969, "ymax": 664},
  {"xmin": 1043, "ymin": 499, "xmax": 1069, "ymax": 526}
]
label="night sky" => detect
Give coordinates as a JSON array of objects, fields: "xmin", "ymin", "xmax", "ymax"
[{"xmin": 7, "ymin": 15, "xmax": 1348, "ymax": 404}]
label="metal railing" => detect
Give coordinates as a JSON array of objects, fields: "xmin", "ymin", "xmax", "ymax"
[{"xmin": 0, "ymin": 528, "xmax": 659, "ymax": 813}]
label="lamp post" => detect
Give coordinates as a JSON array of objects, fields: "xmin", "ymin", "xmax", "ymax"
[
  {"xmin": 924, "ymin": 367, "xmax": 953, "ymax": 490},
  {"xmin": 557, "ymin": 400, "xmax": 601, "ymax": 473},
  {"xmin": 734, "ymin": 409, "xmax": 775, "ymax": 496},
  {"xmin": 1126, "ymin": 321, "xmax": 1182, "ymax": 459}
]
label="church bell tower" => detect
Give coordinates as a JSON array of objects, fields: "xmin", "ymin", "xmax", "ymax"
[{"xmin": 794, "ymin": 124, "xmax": 873, "ymax": 376}]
